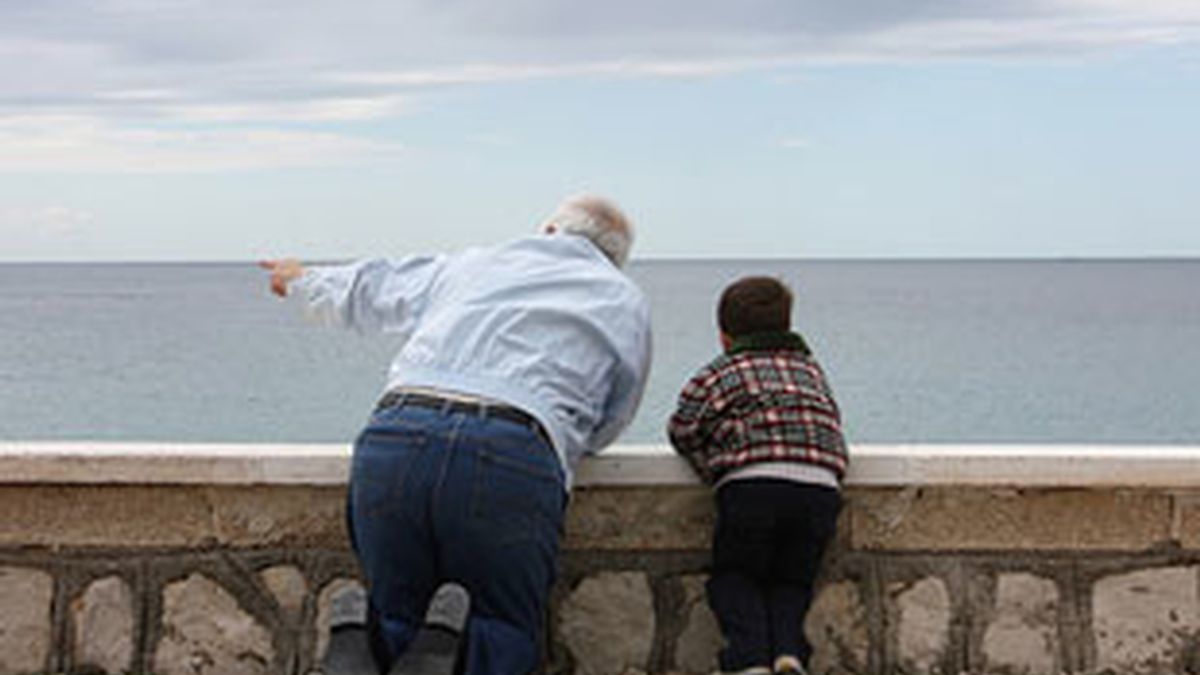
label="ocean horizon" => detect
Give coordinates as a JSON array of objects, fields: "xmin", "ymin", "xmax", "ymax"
[{"xmin": 2, "ymin": 258, "xmax": 1198, "ymax": 446}]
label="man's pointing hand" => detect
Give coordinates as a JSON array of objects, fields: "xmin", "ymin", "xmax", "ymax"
[{"xmin": 259, "ymin": 259, "xmax": 305, "ymax": 297}]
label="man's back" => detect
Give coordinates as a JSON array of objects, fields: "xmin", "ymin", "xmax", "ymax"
[
  {"xmin": 294, "ymin": 232, "xmax": 651, "ymax": 483},
  {"xmin": 392, "ymin": 234, "xmax": 652, "ymax": 480}
]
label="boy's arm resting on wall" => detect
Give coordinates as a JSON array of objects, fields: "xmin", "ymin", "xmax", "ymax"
[{"xmin": 666, "ymin": 371, "xmax": 716, "ymax": 483}]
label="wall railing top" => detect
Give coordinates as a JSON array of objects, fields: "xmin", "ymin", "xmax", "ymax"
[{"xmin": 2, "ymin": 442, "xmax": 1199, "ymax": 488}]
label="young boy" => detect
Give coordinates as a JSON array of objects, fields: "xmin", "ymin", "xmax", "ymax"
[{"xmin": 668, "ymin": 276, "xmax": 847, "ymax": 675}]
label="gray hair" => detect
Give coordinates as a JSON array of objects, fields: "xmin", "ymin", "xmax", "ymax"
[{"xmin": 545, "ymin": 195, "xmax": 633, "ymax": 268}]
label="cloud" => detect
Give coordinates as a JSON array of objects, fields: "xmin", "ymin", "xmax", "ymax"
[
  {"xmin": 780, "ymin": 138, "xmax": 812, "ymax": 150},
  {"xmin": 3, "ymin": 1, "xmax": 1198, "ymax": 125},
  {"xmin": 0, "ymin": 0, "xmax": 1197, "ymax": 171},
  {"xmin": 0, "ymin": 205, "xmax": 94, "ymax": 236},
  {"xmin": 333, "ymin": 57, "xmax": 780, "ymax": 89},
  {"xmin": 0, "ymin": 115, "xmax": 403, "ymax": 173}
]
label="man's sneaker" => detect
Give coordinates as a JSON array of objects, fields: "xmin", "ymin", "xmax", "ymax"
[
  {"xmin": 773, "ymin": 654, "xmax": 808, "ymax": 675},
  {"xmin": 318, "ymin": 583, "xmax": 377, "ymax": 675},
  {"xmin": 420, "ymin": 582, "xmax": 471, "ymax": 635},
  {"xmin": 386, "ymin": 582, "xmax": 471, "ymax": 675}
]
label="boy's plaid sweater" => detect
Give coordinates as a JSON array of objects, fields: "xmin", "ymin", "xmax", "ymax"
[{"xmin": 667, "ymin": 331, "xmax": 848, "ymax": 485}]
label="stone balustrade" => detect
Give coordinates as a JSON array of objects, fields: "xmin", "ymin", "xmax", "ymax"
[{"xmin": 3, "ymin": 442, "xmax": 1200, "ymax": 675}]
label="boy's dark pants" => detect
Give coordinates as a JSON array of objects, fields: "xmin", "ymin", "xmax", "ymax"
[{"xmin": 707, "ymin": 478, "xmax": 842, "ymax": 670}]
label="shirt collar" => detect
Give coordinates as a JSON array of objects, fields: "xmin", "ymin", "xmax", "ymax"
[{"xmin": 726, "ymin": 330, "xmax": 811, "ymax": 356}]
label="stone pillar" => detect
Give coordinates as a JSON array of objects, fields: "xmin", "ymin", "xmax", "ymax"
[
  {"xmin": 1092, "ymin": 566, "xmax": 1200, "ymax": 674},
  {"xmin": 807, "ymin": 580, "xmax": 870, "ymax": 675},
  {"xmin": 888, "ymin": 576, "xmax": 951, "ymax": 674},
  {"xmin": 260, "ymin": 565, "xmax": 308, "ymax": 623},
  {"xmin": 71, "ymin": 575, "xmax": 136, "ymax": 674},
  {"xmin": 153, "ymin": 572, "xmax": 276, "ymax": 675},
  {"xmin": 673, "ymin": 575, "xmax": 721, "ymax": 673},
  {"xmin": 978, "ymin": 573, "xmax": 1060, "ymax": 675},
  {"xmin": 0, "ymin": 566, "xmax": 53, "ymax": 675},
  {"xmin": 557, "ymin": 571, "xmax": 656, "ymax": 675}
]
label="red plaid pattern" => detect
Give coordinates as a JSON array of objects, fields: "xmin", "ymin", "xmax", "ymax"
[{"xmin": 667, "ymin": 350, "xmax": 848, "ymax": 484}]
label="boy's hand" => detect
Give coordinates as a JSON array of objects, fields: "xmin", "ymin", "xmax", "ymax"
[{"xmin": 259, "ymin": 259, "xmax": 305, "ymax": 297}]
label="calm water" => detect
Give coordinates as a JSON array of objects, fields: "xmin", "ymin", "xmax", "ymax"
[{"xmin": 1, "ymin": 260, "xmax": 1198, "ymax": 445}]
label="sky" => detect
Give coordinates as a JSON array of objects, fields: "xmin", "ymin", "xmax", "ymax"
[{"xmin": 1, "ymin": 1, "xmax": 1198, "ymax": 261}]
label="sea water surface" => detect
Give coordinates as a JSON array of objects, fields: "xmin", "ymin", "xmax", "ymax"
[{"xmin": 1, "ymin": 259, "xmax": 1198, "ymax": 445}]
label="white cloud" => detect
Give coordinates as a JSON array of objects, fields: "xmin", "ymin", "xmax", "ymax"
[
  {"xmin": 333, "ymin": 57, "xmax": 779, "ymax": 89},
  {"xmin": 3, "ymin": 1, "xmax": 1198, "ymax": 123},
  {"xmin": 157, "ymin": 96, "xmax": 415, "ymax": 124},
  {"xmin": 0, "ymin": 0, "xmax": 1197, "ymax": 172},
  {"xmin": 0, "ymin": 115, "xmax": 403, "ymax": 173},
  {"xmin": 780, "ymin": 138, "xmax": 811, "ymax": 150},
  {"xmin": 0, "ymin": 205, "xmax": 94, "ymax": 236}
]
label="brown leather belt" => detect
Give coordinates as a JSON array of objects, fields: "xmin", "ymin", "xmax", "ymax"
[{"xmin": 376, "ymin": 390, "xmax": 551, "ymax": 446}]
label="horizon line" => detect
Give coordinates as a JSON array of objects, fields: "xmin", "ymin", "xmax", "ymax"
[{"xmin": 2, "ymin": 254, "xmax": 1199, "ymax": 265}]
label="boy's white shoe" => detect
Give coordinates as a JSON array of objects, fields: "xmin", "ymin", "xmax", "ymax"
[{"xmin": 773, "ymin": 655, "xmax": 808, "ymax": 675}]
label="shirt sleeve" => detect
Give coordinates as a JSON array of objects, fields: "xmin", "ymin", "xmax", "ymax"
[
  {"xmin": 667, "ymin": 366, "xmax": 716, "ymax": 481},
  {"xmin": 589, "ymin": 310, "xmax": 653, "ymax": 452},
  {"xmin": 290, "ymin": 255, "xmax": 448, "ymax": 338}
]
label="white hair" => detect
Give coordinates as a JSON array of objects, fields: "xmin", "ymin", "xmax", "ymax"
[{"xmin": 545, "ymin": 195, "xmax": 633, "ymax": 268}]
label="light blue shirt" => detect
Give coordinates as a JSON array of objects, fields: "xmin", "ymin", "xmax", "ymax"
[{"xmin": 292, "ymin": 233, "xmax": 653, "ymax": 487}]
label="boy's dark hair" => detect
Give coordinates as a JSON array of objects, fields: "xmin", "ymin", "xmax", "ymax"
[{"xmin": 718, "ymin": 276, "xmax": 793, "ymax": 336}]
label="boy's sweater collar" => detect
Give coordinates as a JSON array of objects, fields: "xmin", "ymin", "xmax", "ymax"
[{"xmin": 726, "ymin": 330, "xmax": 811, "ymax": 356}]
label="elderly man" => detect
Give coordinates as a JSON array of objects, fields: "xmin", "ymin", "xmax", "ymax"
[{"xmin": 261, "ymin": 195, "xmax": 652, "ymax": 675}]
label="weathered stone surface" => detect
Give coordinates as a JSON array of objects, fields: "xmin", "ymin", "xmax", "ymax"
[
  {"xmin": 980, "ymin": 573, "xmax": 1059, "ymax": 675},
  {"xmin": 1174, "ymin": 494, "xmax": 1200, "ymax": 550},
  {"xmin": 558, "ymin": 572, "xmax": 655, "ymax": 675},
  {"xmin": 0, "ymin": 566, "xmax": 53, "ymax": 675},
  {"xmin": 0, "ymin": 486, "xmax": 216, "ymax": 548},
  {"xmin": 154, "ymin": 573, "xmax": 275, "ymax": 675},
  {"xmin": 260, "ymin": 565, "xmax": 308, "ymax": 621},
  {"xmin": 213, "ymin": 486, "xmax": 346, "ymax": 547},
  {"xmin": 807, "ymin": 581, "xmax": 870, "ymax": 675},
  {"xmin": 673, "ymin": 575, "xmax": 721, "ymax": 673},
  {"xmin": 1092, "ymin": 566, "xmax": 1200, "ymax": 674},
  {"xmin": 565, "ymin": 486, "xmax": 712, "ymax": 550},
  {"xmin": 71, "ymin": 575, "xmax": 135, "ymax": 674},
  {"xmin": 0, "ymin": 485, "xmax": 347, "ymax": 548},
  {"xmin": 314, "ymin": 578, "xmax": 365, "ymax": 664},
  {"xmin": 852, "ymin": 487, "xmax": 1172, "ymax": 551},
  {"xmin": 888, "ymin": 576, "xmax": 951, "ymax": 674}
]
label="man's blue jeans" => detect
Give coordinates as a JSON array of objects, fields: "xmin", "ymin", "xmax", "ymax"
[{"xmin": 347, "ymin": 400, "xmax": 567, "ymax": 675}]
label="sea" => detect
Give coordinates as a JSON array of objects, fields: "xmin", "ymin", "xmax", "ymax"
[{"xmin": 1, "ymin": 259, "xmax": 1198, "ymax": 446}]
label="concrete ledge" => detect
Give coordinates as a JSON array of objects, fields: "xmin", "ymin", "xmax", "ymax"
[
  {"xmin": 4, "ymin": 442, "xmax": 1200, "ymax": 554},
  {"xmin": 0, "ymin": 442, "xmax": 352, "ymax": 486},
  {"xmin": 3, "ymin": 441, "xmax": 1200, "ymax": 487},
  {"xmin": 6, "ymin": 442, "xmax": 1200, "ymax": 674}
]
